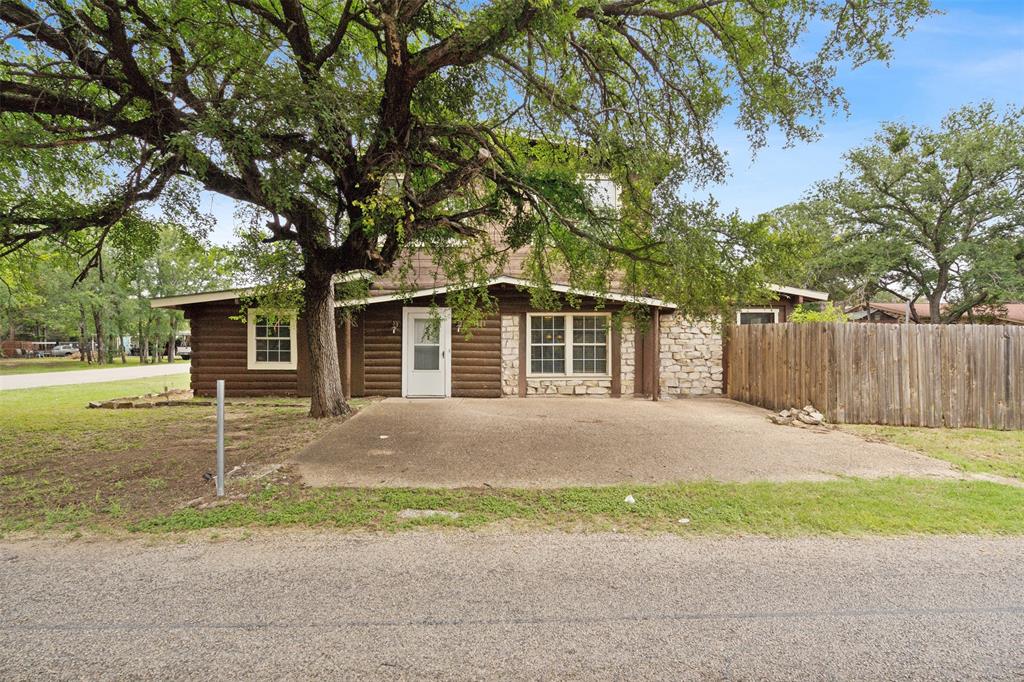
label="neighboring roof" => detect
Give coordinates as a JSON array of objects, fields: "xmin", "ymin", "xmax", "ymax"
[
  {"xmin": 864, "ymin": 302, "xmax": 931, "ymax": 319},
  {"xmin": 850, "ymin": 301, "xmax": 1024, "ymax": 324},
  {"xmin": 997, "ymin": 303, "xmax": 1024, "ymax": 324},
  {"xmin": 150, "ymin": 271, "xmax": 375, "ymax": 309}
]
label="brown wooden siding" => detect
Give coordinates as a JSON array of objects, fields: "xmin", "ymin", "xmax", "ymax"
[
  {"xmin": 452, "ymin": 315, "xmax": 501, "ymax": 397},
  {"xmin": 184, "ymin": 302, "xmax": 307, "ymax": 397},
  {"xmin": 361, "ymin": 304, "xmax": 403, "ymax": 397}
]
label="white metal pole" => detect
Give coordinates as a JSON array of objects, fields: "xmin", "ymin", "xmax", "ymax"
[{"xmin": 216, "ymin": 379, "xmax": 225, "ymax": 497}]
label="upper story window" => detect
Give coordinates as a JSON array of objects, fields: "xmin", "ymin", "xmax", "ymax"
[
  {"xmin": 380, "ymin": 172, "xmax": 405, "ymax": 195},
  {"xmin": 528, "ymin": 313, "xmax": 610, "ymax": 376},
  {"xmin": 582, "ymin": 174, "xmax": 620, "ymax": 211},
  {"xmin": 247, "ymin": 309, "xmax": 298, "ymax": 370}
]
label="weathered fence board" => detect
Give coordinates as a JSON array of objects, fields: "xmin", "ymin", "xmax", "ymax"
[{"xmin": 725, "ymin": 322, "xmax": 1024, "ymax": 430}]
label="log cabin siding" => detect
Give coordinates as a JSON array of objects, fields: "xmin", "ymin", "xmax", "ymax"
[
  {"xmin": 184, "ymin": 302, "xmax": 308, "ymax": 397},
  {"xmin": 451, "ymin": 315, "xmax": 502, "ymax": 397},
  {"xmin": 361, "ymin": 304, "xmax": 403, "ymax": 397}
]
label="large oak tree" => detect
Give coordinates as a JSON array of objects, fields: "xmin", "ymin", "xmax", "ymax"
[
  {"xmin": 785, "ymin": 103, "xmax": 1024, "ymax": 322},
  {"xmin": 1, "ymin": 0, "xmax": 930, "ymax": 415}
]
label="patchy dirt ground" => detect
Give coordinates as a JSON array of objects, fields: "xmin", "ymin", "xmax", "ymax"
[{"xmin": 1, "ymin": 398, "xmax": 360, "ymax": 530}]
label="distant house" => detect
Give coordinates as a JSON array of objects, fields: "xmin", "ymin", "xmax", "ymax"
[{"xmin": 847, "ymin": 302, "xmax": 1024, "ymax": 325}]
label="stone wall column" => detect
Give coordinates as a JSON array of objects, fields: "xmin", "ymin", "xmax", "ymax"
[
  {"xmin": 659, "ymin": 313, "xmax": 724, "ymax": 398},
  {"xmin": 500, "ymin": 315, "xmax": 519, "ymax": 396}
]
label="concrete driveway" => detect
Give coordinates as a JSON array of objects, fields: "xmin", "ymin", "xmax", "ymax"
[{"xmin": 293, "ymin": 397, "xmax": 958, "ymax": 488}]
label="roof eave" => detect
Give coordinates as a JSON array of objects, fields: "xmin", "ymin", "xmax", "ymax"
[
  {"xmin": 339, "ymin": 275, "xmax": 679, "ymax": 309},
  {"xmin": 149, "ymin": 270, "xmax": 376, "ymax": 310}
]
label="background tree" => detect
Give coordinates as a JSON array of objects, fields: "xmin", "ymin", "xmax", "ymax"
[
  {"xmin": 0, "ymin": 225, "xmax": 233, "ymax": 362},
  {"xmin": 790, "ymin": 302, "xmax": 847, "ymax": 323},
  {"xmin": 1, "ymin": 0, "xmax": 931, "ymax": 414},
  {"xmin": 786, "ymin": 103, "xmax": 1024, "ymax": 322}
]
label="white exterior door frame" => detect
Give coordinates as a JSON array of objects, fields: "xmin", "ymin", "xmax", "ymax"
[{"xmin": 401, "ymin": 307, "xmax": 452, "ymax": 398}]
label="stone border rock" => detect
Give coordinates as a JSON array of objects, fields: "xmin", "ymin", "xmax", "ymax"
[
  {"xmin": 88, "ymin": 388, "xmax": 211, "ymax": 409},
  {"xmin": 769, "ymin": 404, "xmax": 826, "ymax": 427}
]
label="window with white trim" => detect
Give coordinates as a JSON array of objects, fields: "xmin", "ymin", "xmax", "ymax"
[
  {"xmin": 529, "ymin": 314, "xmax": 610, "ymax": 376},
  {"xmin": 581, "ymin": 174, "xmax": 620, "ymax": 211},
  {"xmin": 247, "ymin": 310, "xmax": 298, "ymax": 370},
  {"xmin": 736, "ymin": 308, "xmax": 779, "ymax": 325}
]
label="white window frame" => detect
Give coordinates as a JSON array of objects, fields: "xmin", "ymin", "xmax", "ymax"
[
  {"xmin": 526, "ymin": 312, "xmax": 612, "ymax": 378},
  {"xmin": 736, "ymin": 308, "xmax": 780, "ymax": 325},
  {"xmin": 581, "ymin": 174, "xmax": 621, "ymax": 211},
  {"xmin": 247, "ymin": 309, "xmax": 299, "ymax": 371}
]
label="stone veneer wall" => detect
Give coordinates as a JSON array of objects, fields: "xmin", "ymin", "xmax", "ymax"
[
  {"xmin": 500, "ymin": 315, "xmax": 519, "ymax": 396},
  {"xmin": 659, "ymin": 313, "xmax": 723, "ymax": 397},
  {"xmin": 620, "ymin": 317, "xmax": 635, "ymax": 396},
  {"xmin": 527, "ymin": 377, "xmax": 612, "ymax": 396}
]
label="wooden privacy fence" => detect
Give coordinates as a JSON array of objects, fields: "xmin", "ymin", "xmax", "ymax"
[{"xmin": 725, "ymin": 322, "xmax": 1024, "ymax": 430}]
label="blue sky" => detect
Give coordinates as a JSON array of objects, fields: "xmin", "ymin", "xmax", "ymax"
[{"xmin": 204, "ymin": 0, "xmax": 1024, "ymax": 244}]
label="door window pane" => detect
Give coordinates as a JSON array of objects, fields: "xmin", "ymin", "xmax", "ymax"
[
  {"xmin": 412, "ymin": 317, "xmax": 440, "ymax": 371},
  {"xmin": 414, "ymin": 318, "xmax": 439, "ymax": 344},
  {"xmin": 414, "ymin": 345, "xmax": 440, "ymax": 370}
]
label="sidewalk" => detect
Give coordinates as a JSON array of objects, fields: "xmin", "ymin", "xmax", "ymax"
[{"xmin": 0, "ymin": 363, "xmax": 190, "ymax": 390}]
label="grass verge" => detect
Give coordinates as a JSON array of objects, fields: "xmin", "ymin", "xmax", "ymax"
[
  {"xmin": 66, "ymin": 477, "xmax": 1024, "ymax": 537},
  {"xmin": 844, "ymin": 425, "xmax": 1024, "ymax": 481}
]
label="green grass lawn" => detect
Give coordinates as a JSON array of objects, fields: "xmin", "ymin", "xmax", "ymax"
[
  {"xmin": 132, "ymin": 478, "xmax": 1024, "ymax": 537},
  {"xmin": 0, "ymin": 356, "xmax": 185, "ymax": 375},
  {"xmin": 0, "ymin": 374, "xmax": 191, "ymax": 448},
  {"xmin": 844, "ymin": 425, "xmax": 1024, "ymax": 481},
  {"xmin": 3, "ymin": 375, "xmax": 1024, "ymax": 537}
]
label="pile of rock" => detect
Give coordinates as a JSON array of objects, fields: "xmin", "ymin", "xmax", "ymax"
[
  {"xmin": 769, "ymin": 405, "xmax": 826, "ymax": 426},
  {"xmin": 88, "ymin": 388, "xmax": 207, "ymax": 409}
]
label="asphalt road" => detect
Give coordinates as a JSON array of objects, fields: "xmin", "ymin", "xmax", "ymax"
[
  {"xmin": 2, "ymin": 532, "xmax": 1023, "ymax": 680},
  {"xmin": 0, "ymin": 362, "xmax": 189, "ymax": 390}
]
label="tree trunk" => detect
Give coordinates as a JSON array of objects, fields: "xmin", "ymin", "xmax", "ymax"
[
  {"xmin": 138, "ymin": 320, "xmax": 145, "ymax": 363},
  {"xmin": 115, "ymin": 302, "xmax": 127, "ymax": 363},
  {"xmin": 929, "ymin": 293, "xmax": 943, "ymax": 324},
  {"xmin": 91, "ymin": 306, "xmax": 104, "ymax": 365},
  {"xmin": 78, "ymin": 304, "xmax": 88, "ymax": 363},
  {"xmin": 304, "ymin": 272, "xmax": 350, "ymax": 418},
  {"xmin": 168, "ymin": 317, "xmax": 178, "ymax": 363},
  {"xmin": 79, "ymin": 303, "xmax": 92, "ymax": 364}
]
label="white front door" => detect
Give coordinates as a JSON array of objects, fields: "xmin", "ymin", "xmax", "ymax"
[{"xmin": 402, "ymin": 307, "xmax": 451, "ymax": 397}]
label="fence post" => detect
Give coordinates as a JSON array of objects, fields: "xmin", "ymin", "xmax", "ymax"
[{"xmin": 216, "ymin": 379, "xmax": 225, "ymax": 497}]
